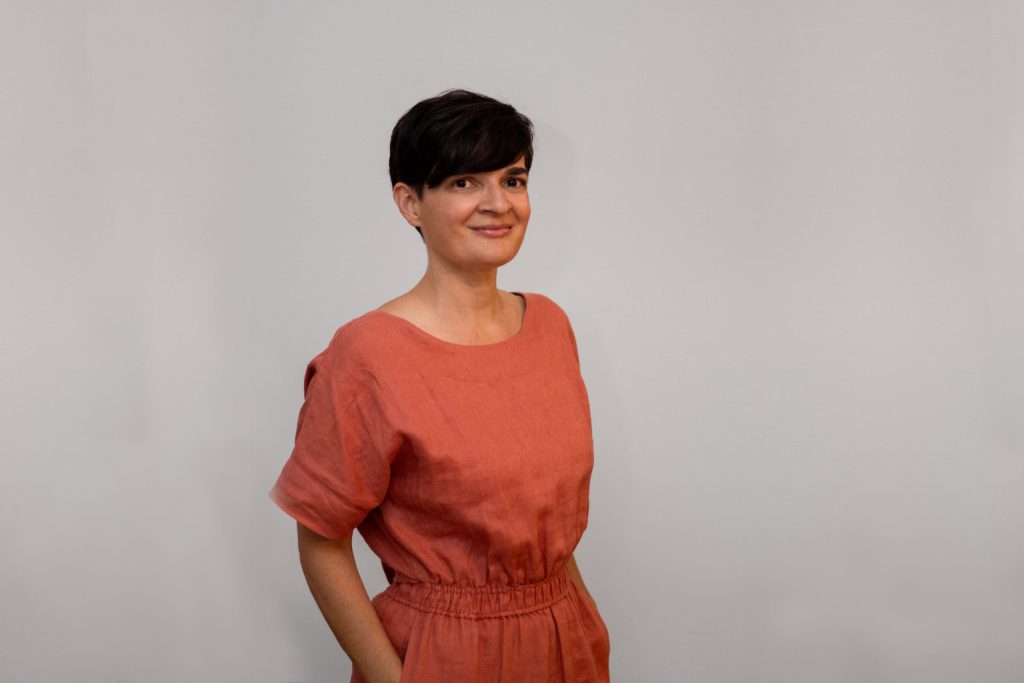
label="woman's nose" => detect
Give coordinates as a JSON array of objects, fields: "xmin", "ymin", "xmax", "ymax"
[{"xmin": 478, "ymin": 182, "xmax": 512, "ymax": 213}]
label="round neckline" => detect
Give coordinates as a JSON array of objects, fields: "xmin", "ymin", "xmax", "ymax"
[{"xmin": 369, "ymin": 291, "xmax": 531, "ymax": 349}]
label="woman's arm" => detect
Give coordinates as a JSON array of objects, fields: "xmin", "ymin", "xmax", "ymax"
[{"xmin": 296, "ymin": 521, "xmax": 403, "ymax": 683}]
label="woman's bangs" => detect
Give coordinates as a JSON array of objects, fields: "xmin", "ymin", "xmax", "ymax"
[{"xmin": 426, "ymin": 118, "xmax": 531, "ymax": 187}]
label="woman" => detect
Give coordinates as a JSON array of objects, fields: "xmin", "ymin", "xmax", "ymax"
[{"xmin": 270, "ymin": 89, "xmax": 610, "ymax": 682}]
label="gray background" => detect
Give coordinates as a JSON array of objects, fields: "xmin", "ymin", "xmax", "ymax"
[{"xmin": 2, "ymin": 1, "xmax": 1022, "ymax": 682}]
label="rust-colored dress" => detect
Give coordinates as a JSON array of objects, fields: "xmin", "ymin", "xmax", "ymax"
[{"xmin": 269, "ymin": 291, "xmax": 611, "ymax": 682}]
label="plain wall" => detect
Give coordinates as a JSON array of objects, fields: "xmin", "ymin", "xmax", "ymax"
[{"xmin": 2, "ymin": 1, "xmax": 1022, "ymax": 681}]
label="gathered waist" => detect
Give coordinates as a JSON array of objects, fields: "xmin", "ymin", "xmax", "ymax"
[{"xmin": 381, "ymin": 565, "xmax": 573, "ymax": 618}]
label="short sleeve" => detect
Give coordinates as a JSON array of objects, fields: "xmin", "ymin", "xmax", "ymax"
[{"xmin": 268, "ymin": 338, "xmax": 398, "ymax": 540}]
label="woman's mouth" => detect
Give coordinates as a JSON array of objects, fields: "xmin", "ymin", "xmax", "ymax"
[{"xmin": 469, "ymin": 224, "xmax": 513, "ymax": 237}]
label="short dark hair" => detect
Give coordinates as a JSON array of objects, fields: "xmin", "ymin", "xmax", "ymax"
[{"xmin": 389, "ymin": 88, "xmax": 535, "ymax": 207}]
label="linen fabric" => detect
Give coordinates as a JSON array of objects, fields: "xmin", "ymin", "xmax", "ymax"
[{"xmin": 269, "ymin": 291, "xmax": 610, "ymax": 682}]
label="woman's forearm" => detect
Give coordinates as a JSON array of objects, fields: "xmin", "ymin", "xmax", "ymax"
[{"xmin": 296, "ymin": 523, "xmax": 403, "ymax": 683}]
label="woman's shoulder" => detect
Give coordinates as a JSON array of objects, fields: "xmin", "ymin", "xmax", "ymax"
[
  {"xmin": 305, "ymin": 308, "xmax": 398, "ymax": 374},
  {"xmin": 522, "ymin": 291, "xmax": 573, "ymax": 327},
  {"xmin": 522, "ymin": 291, "xmax": 583, "ymax": 364}
]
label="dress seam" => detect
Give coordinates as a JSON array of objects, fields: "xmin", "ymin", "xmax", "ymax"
[{"xmin": 381, "ymin": 586, "xmax": 572, "ymax": 620}]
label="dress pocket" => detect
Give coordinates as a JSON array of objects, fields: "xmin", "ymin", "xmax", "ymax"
[
  {"xmin": 572, "ymin": 583, "xmax": 611, "ymax": 666},
  {"xmin": 371, "ymin": 591, "xmax": 414, "ymax": 658}
]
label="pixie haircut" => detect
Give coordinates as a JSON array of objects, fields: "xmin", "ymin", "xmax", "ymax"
[{"xmin": 389, "ymin": 88, "xmax": 534, "ymax": 200}]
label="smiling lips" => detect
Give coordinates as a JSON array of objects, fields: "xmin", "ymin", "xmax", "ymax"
[{"xmin": 470, "ymin": 224, "xmax": 513, "ymax": 237}]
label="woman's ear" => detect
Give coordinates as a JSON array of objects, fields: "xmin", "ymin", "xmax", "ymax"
[{"xmin": 392, "ymin": 182, "xmax": 422, "ymax": 229}]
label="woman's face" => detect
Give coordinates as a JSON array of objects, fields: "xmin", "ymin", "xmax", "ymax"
[{"xmin": 394, "ymin": 156, "xmax": 531, "ymax": 273}]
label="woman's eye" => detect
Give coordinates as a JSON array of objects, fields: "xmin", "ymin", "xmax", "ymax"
[
  {"xmin": 453, "ymin": 178, "xmax": 472, "ymax": 188},
  {"xmin": 507, "ymin": 178, "xmax": 527, "ymax": 188}
]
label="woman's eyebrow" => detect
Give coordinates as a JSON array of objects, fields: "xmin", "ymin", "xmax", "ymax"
[{"xmin": 504, "ymin": 166, "xmax": 529, "ymax": 176}]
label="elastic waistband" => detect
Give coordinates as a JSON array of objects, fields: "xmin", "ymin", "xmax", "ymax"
[{"xmin": 382, "ymin": 565, "xmax": 572, "ymax": 618}]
